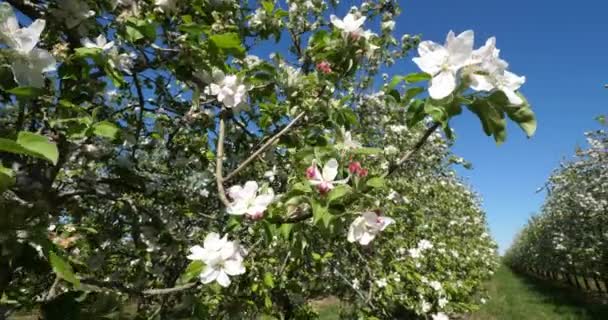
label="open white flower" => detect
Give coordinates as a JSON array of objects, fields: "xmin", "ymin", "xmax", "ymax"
[
  {"xmin": 347, "ymin": 211, "xmax": 395, "ymax": 245},
  {"xmin": 227, "ymin": 181, "xmax": 274, "ymax": 219},
  {"xmin": 187, "ymin": 232, "xmax": 246, "ymax": 287},
  {"xmin": 412, "ymin": 30, "xmax": 474, "ymax": 100},
  {"xmin": 205, "ymin": 70, "xmax": 249, "ymax": 109},
  {"xmin": 81, "ymin": 34, "xmax": 114, "ymax": 51},
  {"xmin": 432, "ymin": 312, "xmax": 449, "ymax": 320},
  {"xmin": 465, "ymin": 37, "xmax": 526, "ymax": 105},
  {"xmin": 340, "ymin": 127, "xmax": 362, "ymax": 150},
  {"xmin": 0, "ymin": 3, "xmax": 56, "ymax": 88},
  {"xmin": 306, "ymin": 158, "xmax": 349, "ymax": 194},
  {"xmin": 0, "ymin": 4, "xmax": 45, "ymax": 55},
  {"xmin": 330, "ymin": 13, "xmax": 367, "ymax": 38},
  {"xmin": 53, "ymin": 0, "xmax": 96, "ymax": 29}
]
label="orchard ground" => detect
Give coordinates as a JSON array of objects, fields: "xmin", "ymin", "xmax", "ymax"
[{"xmin": 312, "ymin": 264, "xmax": 608, "ymax": 320}]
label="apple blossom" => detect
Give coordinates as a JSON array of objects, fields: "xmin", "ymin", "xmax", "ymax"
[
  {"xmin": 412, "ymin": 30, "xmax": 474, "ymax": 100},
  {"xmin": 330, "ymin": 13, "xmax": 367, "ymax": 39},
  {"xmin": 227, "ymin": 181, "xmax": 274, "ymax": 219},
  {"xmin": 342, "ymin": 129, "xmax": 362, "ymax": 149},
  {"xmin": 316, "ymin": 61, "xmax": 332, "ymax": 74},
  {"xmin": 187, "ymin": 232, "xmax": 246, "ymax": 287},
  {"xmin": 466, "ymin": 37, "xmax": 526, "ymax": 105},
  {"xmin": 81, "ymin": 34, "xmax": 115, "ymax": 51},
  {"xmin": 0, "ymin": 4, "xmax": 56, "ymax": 88},
  {"xmin": 306, "ymin": 158, "xmax": 349, "ymax": 194},
  {"xmin": 347, "ymin": 211, "xmax": 395, "ymax": 245},
  {"xmin": 205, "ymin": 71, "xmax": 249, "ymax": 109}
]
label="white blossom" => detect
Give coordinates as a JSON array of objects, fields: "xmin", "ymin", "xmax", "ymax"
[
  {"xmin": 81, "ymin": 34, "xmax": 114, "ymax": 51},
  {"xmin": 375, "ymin": 278, "xmax": 387, "ymax": 288},
  {"xmin": 347, "ymin": 211, "xmax": 395, "ymax": 245},
  {"xmin": 187, "ymin": 232, "xmax": 246, "ymax": 287},
  {"xmin": 0, "ymin": 3, "xmax": 56, "ymax": 88},
  {"xmin": 412, "ymin": 30, "xmax": 474, "ymax": 100},
  {"xmin": 330, "ymin": 13, "xmax": 367, "ymax": 38},
  {"xmin": 381, "ymin": 20, "xmax": 395, "ymax": 32},
  {"xmin": 227, "ymin": 181, "xmax": 274, "ymax": 219},
  {"xmin": 466, "ymin": 37, "xmax": 526, "ymax": 105},
  {"xmin": 205, "ymin": 70, "xmax": 249, "ymax": 109}
]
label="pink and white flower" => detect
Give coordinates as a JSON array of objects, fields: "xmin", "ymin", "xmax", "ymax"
[
  {"xmin": 347, "ymin": 211, "xmax": 395, "ymax": 245},
  {"xmin": 227, "ymin": 181, "xmax": 274, "ymax": 219},
  {"xmin": 306, "ymin": 158, "xmax": 349, "ymax": 194}
]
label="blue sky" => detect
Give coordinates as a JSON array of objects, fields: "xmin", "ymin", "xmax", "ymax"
[{"xmin": 394, "ymin": 0, "xmax": 607, "ymax": 252}]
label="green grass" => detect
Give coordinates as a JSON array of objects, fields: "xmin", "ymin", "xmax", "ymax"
[{"xmin": 471, "ymin": 264, "xmax": 608, "ymax": 320}]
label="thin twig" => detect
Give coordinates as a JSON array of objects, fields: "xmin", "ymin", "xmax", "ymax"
[
  {"xmin": 224, "ymin": 112, "xmax": 305, "ymax": 182},
  {"xmin": 387, "ymin": 122, "xmax": 441, "ymax": 176},
  {"xmin": 142, "ymin": 282, "xmax": 197, "ymax": 295},
  {"xmin": 131, "ymin": 73, "xmax": 146, "ymax": 159},
  {"xmin": 215, "ymin": 117, "xmax": 231, "ymax": 207},
  {"xmin": 44, "ymin": 276, "xmax": 60, "ymax": 302}
]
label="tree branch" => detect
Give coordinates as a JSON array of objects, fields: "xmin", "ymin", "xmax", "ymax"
[
  {"xmin": 215, "ymin": 117, "xmax": 231, "ymax": 207},
  {"xmin": 223, "ymin": 112, "xmax": 305, "ymax": 182},
  {"xmin": 142, "ymin": 282, "xmax": 197, "ymax": 295},
  {"xmin": 387, "ymin": 122, "xmax": 441, "ymax": 176},
  {"xmin": 131, "ymin": 73, "xmax": 146, "ymax": 159}
]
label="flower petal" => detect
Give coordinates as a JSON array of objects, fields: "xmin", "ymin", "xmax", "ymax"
[
  {"xmin": 322, "ymin": 158, "xmax": 339, "ymax": 182},
  {"xmin": 216, "ymin": 270, "xmax": 231, "ymax": 287},
  {"xmin": 224, "ymin": 259, "xmax": 246, "ymax": 276},
  {"xmin": 429, "ymin": 70, "xmax": 456, "ymax": 100}
]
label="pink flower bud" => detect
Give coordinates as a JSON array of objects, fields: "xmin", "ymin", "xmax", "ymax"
[
  {"xmin": 317, "ymin": 182, "xmax": 331, "ymax": 194},
  {"xmin": 348, "ymin": 161, "xmax": 362, "ymax": 174},
  {"xmin": 358, "ymin": 168, "xmax": 369, "ymax": 177},
  {"xmin": 316, "ymin": 61, "xmax": 332, "ymax": 74},
  {"xmin": 249, "ymin": 211, "xmax": 264, "ymax": 221},
  {"xmin": 306, "ymin": 166, "xmax": 317, "ymax": 179}
]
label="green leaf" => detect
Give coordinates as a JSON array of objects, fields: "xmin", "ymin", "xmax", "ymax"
[
  {"xmin": 352, "ymin": 147, "xmax": 382, "ymax": 155},
  {"xmin": 505, "ymin": 106, "xmax": 537, "ymax": 138},
  {"xmin": 468, "ymin": 100, "xmax": 507, "ymax": 145},
  {"xmin": 177, "ymin": 260, "xmax": 204, "ymax": 285},
  {"xmin": 263, "ymin": 272, "xmax": 275, "ymax": 288},
  {"xmin": 292, "ymin": 182, "xmax": 312, "ymax": 194},
  {"xmin": 0, "ymin": 165, "xmax": 15, "ymax": 192},
  {"xmin": 91, "ymin": 121, "xmax": 120, "ymax": 139},
  {"xmin": 75, "ymin": 47, "xmax": 101, "ymax": 56},
  {"xmin": 209, "ymin": 33, "xmax": 245, "ymax": 58},
  {"xmin": 327, "ymin": 185, "xmax": 350, "ymax": 203},
  {"xmin": 596, "ymin": 115, "xmax": 606, "ymax": 126},
  {"xmin": 311, "ymin": 199, "xmax": 330, "ymax": 226},
  {"xmin": 261, "ymin": 0, "xmax": 275, "ymax": 13},
  {"xmin": 424, "ymin": 100, "xmax": 448, "ymax": 126},
  {"xmin": 17, "ymin": 132, "xmax": 59, "ymax": 165},
  {"xmin": 404, "ymin": 72, "xmax": 431, "ymax": 83},
  {"xmin": 366, "ymin": 177, "xmax": 385, "ymax": 188},
  {"xmin": 404, "ymin": 87, "xmax": 424, "ymax": 102},
  {"xmin": 6, "ymin": 86, "xmax": 45, "ymax": 98},
  {"xmin": 387, "ymin": 76, "xmax": 404, "ymax": 91},
  {"xmin": 406, "ymin": 99, "xmax": 426, "ymax": 127},
  {"xmin": 49, "ymin": 252, "xmax": 80, "ymax": 287}
]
